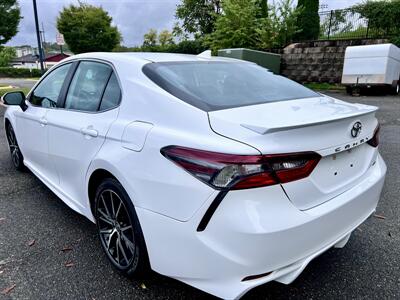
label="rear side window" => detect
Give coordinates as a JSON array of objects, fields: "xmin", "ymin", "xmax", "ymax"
[
  {"xmin": 143, "ymin": 61, "xmax": 319, "ymax": 111},
  {"xmin": 65, "ymin": 61, "xmax": 112, "ymax": 112},
  {"xmin": 100, "ymin": 72, "xmax": 121, "ymax": 111}
]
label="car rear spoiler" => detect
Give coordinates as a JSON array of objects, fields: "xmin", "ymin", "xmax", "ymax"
[{"xmin": 241, "ymin": 106, "xmax": 378, "ymax": 135}]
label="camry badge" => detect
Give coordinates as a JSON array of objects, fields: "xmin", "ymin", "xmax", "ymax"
[{"xmin": 351, "ymin": 122, "xmax": 362, "ymax": 138}]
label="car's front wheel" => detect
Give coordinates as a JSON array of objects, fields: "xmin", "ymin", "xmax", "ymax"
[
  {"xmin": 6, "ymin": 123, "xmax": 25, "ymax": 171},
  {"xmin": 94, "ymin": 178, "xmax": 150, "ymax": 277}
]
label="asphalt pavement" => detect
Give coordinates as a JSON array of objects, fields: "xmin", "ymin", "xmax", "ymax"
[
  {"xmin": 0, "ymin": 78, "xmax": 37, "ymax": 89},
  {"xmin": 0, "ymin": 91, "xmax": 399, "ymax": 299}
]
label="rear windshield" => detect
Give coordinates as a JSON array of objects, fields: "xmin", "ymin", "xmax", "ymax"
[{"xmin": 143, "ymin": 61, "xmax": 318, "ymax": 112}]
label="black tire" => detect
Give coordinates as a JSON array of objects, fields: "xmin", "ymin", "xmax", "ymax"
[
  {"xmin": 351, "ymin": 86, "xmax": 361, "ymax": 96},
  {"xmin": 5, "ymin": 123, "xmax": 25, "ymax": 171},
  {"xmin": 346, "ymin": 86, "xmax": 353, "ymax": 96},
  {"xmin": 391, "ymin": 82, "xmax": 400, "ymax": 95},
  {"xmin": 94, "ymin": 178, "xmax": 150, "ymax": 277}
]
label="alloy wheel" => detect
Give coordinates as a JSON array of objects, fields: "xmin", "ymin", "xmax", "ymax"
[
  {"xmin": 7, "ymin": 125, "xmax": 21, "ymax": 168},
  {"xmin": 97, "ymin": 190, "xmax": 136, "ymax": 268}
]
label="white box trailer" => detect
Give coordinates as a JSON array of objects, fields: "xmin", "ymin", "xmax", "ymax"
[{"xmin": 342, "ymin": 43, "xmax": 400, "ymax": 95}]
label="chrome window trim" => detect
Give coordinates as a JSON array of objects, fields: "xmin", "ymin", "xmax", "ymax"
[{"xmin": 26, "ymin": 58, "xmax": 123, "ymax": 115}]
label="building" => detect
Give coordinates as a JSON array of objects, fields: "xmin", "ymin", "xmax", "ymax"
[
  {"xmin": 44, "ymin": 53, "xmax": 70, "ymax": 68},
  {"xmin": 14, "ymin": 45, "xmax": 36, "ymax": 58},
  {"xmin": 11, "ymin": 54, "xmax": 40, "ymax": 69},
  {"xmin": 11, "ymin": 53, "xmax": 70, "ymax": 70}
]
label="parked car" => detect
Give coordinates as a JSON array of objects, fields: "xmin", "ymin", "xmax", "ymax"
[
  {"xmin": 2, "ymin": 52, "xmax": 386, "ymax": 299},
  {"xmin": 342, "ymin": 43, "xmax": 400, "ymax": 95}
]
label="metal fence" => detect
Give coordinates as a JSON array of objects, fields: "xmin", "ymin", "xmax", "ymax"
[{"xmin": 319, "ymin": 8, "xmax": 395, "ymax": 40}]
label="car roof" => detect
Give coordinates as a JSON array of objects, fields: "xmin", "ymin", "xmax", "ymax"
[{"xmin": 62, "ymin": 51, "xmax": 246, "ymax": 65}]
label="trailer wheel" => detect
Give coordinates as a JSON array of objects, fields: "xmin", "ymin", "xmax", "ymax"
[
  {"xmin": 353, "ymin": 86, "xmax": 361, "ymax": 96},
  {"xmin": 347, "ymin": 86, "xmax": 360, "ymax": 96},
  {"xmin": 391, "ymin": 81, "xmax": 400, "ymax": 95}
]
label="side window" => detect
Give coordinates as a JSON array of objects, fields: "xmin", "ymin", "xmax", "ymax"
[
  {"xmin": 100, "ymin": 72, "xmax": 121, "ymax": 111},
  {"xmin": 30, "ymin": 63, "xmax": 71, "ymax": 108},
  {"xmin": 65, "ymin": 61, "xmax": 112, "ymax": 112}
]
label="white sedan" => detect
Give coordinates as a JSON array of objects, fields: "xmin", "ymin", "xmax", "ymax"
[{"xmin": 2, "ymin": 52, "xmax": 386, "ymax": 299}]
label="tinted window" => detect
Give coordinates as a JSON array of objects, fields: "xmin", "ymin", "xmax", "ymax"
[
  {"xmin": 100, "ymin": 72, "xmax": 121, "ymax": 111},
  {"xmin": 143, "ymin": 62, "xmax": 319, "ymax": 111},
  {"xmin": 65, "ymin": 61, "xmax": 112, "ymax": 112},
  {"xmin": 30, "ymin": 63, "xmax": 71, "ymax": 108}
]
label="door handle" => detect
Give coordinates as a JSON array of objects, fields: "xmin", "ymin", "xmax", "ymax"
[
  {"xmin": 80, "ymin": 127, "xmax": 98, "ymax": 137},
  {"xmin": 39, "ymin": 117, "xmax": 48, "ymax": 126}
]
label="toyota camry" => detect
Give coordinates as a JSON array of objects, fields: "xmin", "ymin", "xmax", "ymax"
[{"xmin": 2, "ymin": 52, "xmax": 386, "ymax": 299}]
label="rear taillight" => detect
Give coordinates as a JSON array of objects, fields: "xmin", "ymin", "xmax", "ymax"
[
  {"xmin": 367, "ymin": 124, "xmax": 380, "ymax": 147},
  {"xmin": 161, "ymin": 146, "xmax": 320, "ymax": 190}
]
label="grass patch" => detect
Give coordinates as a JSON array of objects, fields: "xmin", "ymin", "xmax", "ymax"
[
  {"xmin": 304, "ymin": 82, "xmax": 345, "ymax": 91},
  {"xmin": 0, "ymin": 87, "xmax": 31, "ymax": 97}
]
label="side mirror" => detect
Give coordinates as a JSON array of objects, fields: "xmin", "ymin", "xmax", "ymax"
[{"xmin": 1, "ymin": 91, "xmax": 27, "ymax": 111}]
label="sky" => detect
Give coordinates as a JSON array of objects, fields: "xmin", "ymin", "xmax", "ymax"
[{"xmin": 8, "ymin": 0, "xmax": 362, "ymax": 48}]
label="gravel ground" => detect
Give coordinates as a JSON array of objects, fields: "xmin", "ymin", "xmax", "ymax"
[{"xmin": 0, "ymin": 91, "xmax": 399, "ymax": 299}]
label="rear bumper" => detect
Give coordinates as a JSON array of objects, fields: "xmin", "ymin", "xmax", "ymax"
[{"xmin": 136, "ymin": 153, "xmax": 386, "ymax": 299}]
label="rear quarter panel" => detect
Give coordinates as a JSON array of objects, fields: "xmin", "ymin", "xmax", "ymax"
[{"xmin": 88, "ymin": 69, "xmax": 259, "ymax": 222}]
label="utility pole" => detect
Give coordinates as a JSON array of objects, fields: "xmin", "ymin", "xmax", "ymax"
[
  {"xmin": 41, "ymin": 22, "xmax": 46, "ymax": 55},
  {"xmin": 33, "ymin": 0, "xmax": 45, "ymax": 73}
]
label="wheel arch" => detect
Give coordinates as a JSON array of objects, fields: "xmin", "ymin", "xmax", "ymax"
[
  {"xmin": 4, "ymin": 117, "xmax": 11, "ymax": 129},
  {"xmin": 4, "ymin": 117, "xmax": 11, "ymax": 146},
  {"xmin": 87, "ymin": 168, "xmax": 118, "ymax": 218},
  {"xmin": 4, "ymin": 107, "xmax": 20, "ymax": 143}
]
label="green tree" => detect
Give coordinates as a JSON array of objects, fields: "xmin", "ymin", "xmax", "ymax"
[
  {"xmin": 57, "ymin": 3, "xmax": 121, "ymax": 54},
  {"xmin": 206, "ymin": 0, "xmax": 300, "ymax": 51},
  {"xmin": 352, "ymin": 0, "xmax": 400, "ymax": 44},
  {"xmin": 143, "ymin": 29, "xmax": 158, "ymax": 47},
  {"xmin": 176, "ymin": 0, "xmax": 221, "ymax": 36},
  {"xmin": 295, "ymin": 0, "xmax": 320, "ymax": 41},
  {"xmin": 256, "ymin": 0, "xmax": 268, "ymax": 18},
  {"xmin": 172, "ymin": 22, "xmax": 189, "ymax": 41},
  {"xmin": 259, "ymin": 0, "xmax": 302, "ymax": 48},
  {"xmin": 158, "ymin": 30, "xmax": 174, "ymax": 46},
  {"xmin": 0, "ymin": 46, "xmax": 16, "ymax": 67},
  {"xmin": 0, "ymin": 0, "xmax": 21, "ymax": 45},
  {"xmin": 206, "ymin": 0, "xmax": 263, "ymax": 51}
]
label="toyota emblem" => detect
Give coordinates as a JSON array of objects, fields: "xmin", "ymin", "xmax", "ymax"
[{"xmin": 351, "ymin": 122, "xmax": 362, "ymax": 138}]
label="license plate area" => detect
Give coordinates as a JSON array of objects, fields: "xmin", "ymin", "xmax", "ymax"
[
  {"xmin": 281, "ymin": 143, "xmax": 377, "ymax": 210},
  {"xmin": 310, "ymin": 143, "xmax": 374, "ymax": 193}
]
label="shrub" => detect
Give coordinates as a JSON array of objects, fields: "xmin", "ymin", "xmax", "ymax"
[
  {"xmin": 205, "ymin": 0, "xmax": 301, "ymax": 51},
  {"xmin": 167, "ymin": 39, "xmax": 208, "ymax": 54},
  {"xmin": 114, "ymin": 39, "xmax": 208, "ymax": 55},
  {"xmin": 0, "ymin": 47, "xmax": 16, "ymax": 67},
  {"xmin": 0, "ymin": 87, "xmax": 31, "ymax": 97},
  {"xmin": 352, "ymin": 0, "xmax": 400, "ymax": 46},
  {"xmin": 0, "ymin": 67, "xmax": 43, "ymax": 78}
]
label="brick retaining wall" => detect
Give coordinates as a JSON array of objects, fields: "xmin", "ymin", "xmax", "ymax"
[{"xmin": 281, "ymin": 39, "xmax": 388, "ymax": 83}]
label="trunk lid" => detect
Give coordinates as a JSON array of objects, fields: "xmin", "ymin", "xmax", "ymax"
[{"xmin": 208, "ymin": 96, "xmax": 379, "ymax": 210}]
